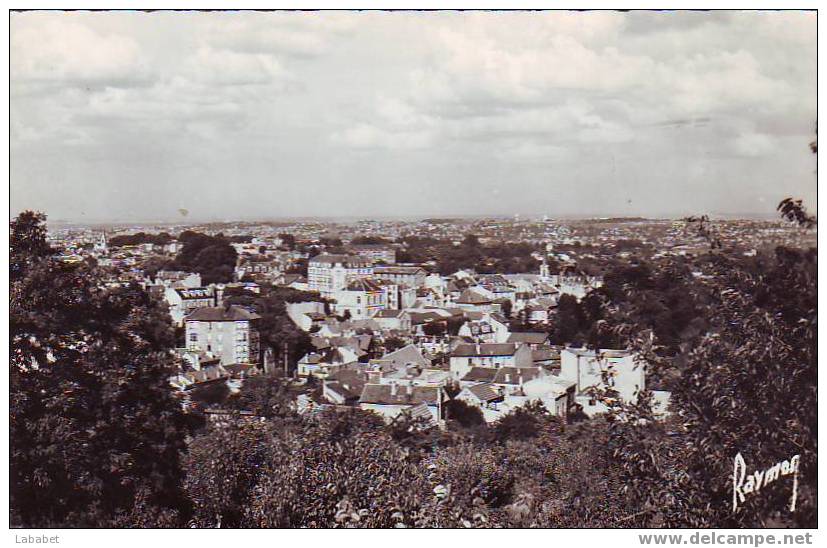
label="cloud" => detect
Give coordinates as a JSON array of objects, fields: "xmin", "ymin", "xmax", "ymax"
[
  {"xmin": 732, "ymin": 132, "xmax": 776, "ymax": 157},
  {"xmin": 205, "ymin": 12, "xmax": 357, "ymax": 58},
  {"xmin": 11, "ymin": 15, "xmax": 153, "ymax": 87},
  {"xmin": 9, "ymin": 11, "xmax": 817, "ymax": 221},
  {"xmin": 331, "ymin": 123, "xmax": 432, "ymax": 150}
]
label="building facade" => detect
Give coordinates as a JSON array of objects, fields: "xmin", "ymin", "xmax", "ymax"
[{"xmin": 185, "ymin": 306, "xmax": 261, "ymax": 365}]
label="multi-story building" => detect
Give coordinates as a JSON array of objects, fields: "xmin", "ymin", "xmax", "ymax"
[
  {"xmin": 164, "ymin": 286, "xmax": 216, "ymax": 325},
  {"xmin": 333, "ymin": 278, "xmax": 387, "ymax": 319},
  {"xmin": 449, "ymin": 342, "xmax": 534, "ymax": 380},
  {"xmin": 185, "ymin": 306, "xmax": 261, "ymax": 365},
  {"xmin": 372, "ymin": 265, "xmax": 428, "ymax": 288},
  {"xmin": 350, "ymin": 244, "xmax": 397, "ymax": 264},
  {"xmin": 307, "ymin": 254, "xmax": 373, "ymax": 297}
]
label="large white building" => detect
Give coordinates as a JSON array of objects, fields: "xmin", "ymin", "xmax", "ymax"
[{"xmin": 307, "ymin": 254, "xmax": 373, "ymax": 297}]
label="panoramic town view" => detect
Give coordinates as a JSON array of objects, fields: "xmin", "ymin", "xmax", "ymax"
[{"xmin": 9, "ymin": 8, "xmax": 817, "ymax": 535}]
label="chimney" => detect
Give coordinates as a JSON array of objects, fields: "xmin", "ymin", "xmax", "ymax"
[
  {"xmin": 406, "ymin": 384, "xmax": 413, "ymax": 396},
  {"xmin": 505, "ymin": 373, "xmax": 511, "ymax": 383},
  {"xmin": 475, "ymin": 343, "xmax": 481, "ymax": 355},
  {"xmin": 390, "ymin": 382, "xmax": 398, "ymax": 396}
]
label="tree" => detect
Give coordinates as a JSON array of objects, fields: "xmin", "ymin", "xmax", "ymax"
[
  {"xmin": 10, "ymin": 212, "xmax": 197, "ymax": 527},
  {"xmin": 168, "ymin": 231, "xmax": 238, "ymax": 284},
  {"xmin": 598, "ymin": 213, "xmax": 816, "ymax": 528}
]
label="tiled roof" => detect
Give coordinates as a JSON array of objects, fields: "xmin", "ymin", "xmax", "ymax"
[
  {"xmin": 452, "ymin": 343, "xmax": 519, "ymax": 357},
  {"xmin": 186, "ymin": 306, "xmax": 260, "ymax": 322},
  {"xmin": 346, "ymin": 278, "xmax": 384, "ymax": 292},
  {"xmin": 493, "ymin": 367, "xmax": 542, "ymax": 385},
  {"xmin": 507, "ymin": 332, "xmax": 549, "ymax": 345},
  {"xmin": 359, "ymin": 383, "xmax": 441, "ymax": 406},
  {"xmin": 456, "ymin": 288, "xmax": 493, "ymax": 304},
  {"xmin": 374, "ymin": 266, "xmax": 427, "ymax": 275},
  {"xmin": 467, "ymin": 383, "xmax": 503, "ymax": 402},
  {"xmin": 460, "ymin": 367, "xmax": 498, "ymax": 383}
]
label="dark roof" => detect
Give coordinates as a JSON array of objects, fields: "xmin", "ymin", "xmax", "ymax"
[
  {"xmin": 460, "ymin": 367, "xmax": 498, "ymax": 383},
  {"xmin": 346, "ymin": 278, "xmax": 384, "ymax": 292},
  {"xmin": 324, "ymin": 380, "xmax": 361, "ymax": 401},
  {"xmin": 186, "ymin": 306, "xmax": 260, "ymax": 322},
  {"xmin": 452, "ymin": 343, "xmax": 519, "ymax": 357},
  {"xmin": 467, "ymin": 383, "xmax": 503, "ymax": 402},
  {"xmin": 374, "ymin": 266, "xmax": 427, "ymax": 275},
  {"xmin": 506, "ymin": 332, "xmax": 550, "ymax": 345},
  {"xmin": 493, "ymin": 367, "xmax": 542, "ymax": 385},
  {"xmin": 359, "ymin": 383, "xmax": 441, "ymax": 406},
  {"xmin": 456, "ymin": 288, "xmax": 493, "ymax": 304},
  {"xmin": 328, "ymin": 368, "xmax": 370, "ymax": 395},
  {"xmin": 532, "ymin": 347, "xmax": 560, "ymax": 362}
]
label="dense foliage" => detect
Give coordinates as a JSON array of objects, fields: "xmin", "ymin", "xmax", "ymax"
[
  {"xmin": 108, "ymin": 231, "xmax": 174, "ymax": 248},
  {"xmin": 10, "ymin": 212, "xmax": 197, "ymax": 527},
  {"xmin": 396, "ymin": 234, "xmax": 540, "ymax": 274},
  {"xmin": 166, "ymin": 231, "xmax": 238, "ymax": 284}
]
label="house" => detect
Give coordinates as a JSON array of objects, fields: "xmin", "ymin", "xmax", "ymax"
[
  {"xmin": 307, "ymin": 254, "xmax": 373, "ymax": 297},
  {"xmin": 358, "ymin": 382, "xmax": 445, "ymax": 425},
  {"xmin": 455, "ymin": 287, "xmax": 494, "ymax": 312},
  {"xmin": 521, "ymin": 375, "xmax": 577, "ymax": 419},
  {"xmin": 332, "ymin": 278, "xmax": 387, "ymax": 319},
  {"xmin": 373, "ymin": 265, "xmax": 428, "ymax": 288},
  {"xmin": 297, "ymin": 346, "xmax": 361, "ymax": 378},
  {"xmin": 350, "ymin": 244, "xmax": 397, "ymax": 264},
  {"xmin": 372, "ymin": 309, "xmax": 410, "ymax": 331},
  {"xmin": 492, "ymin": 366, "xmax": 544, "ymax": 395},
  {"xmin": 456, "ymin": 383, "xmax": 504, "ymax": 409},
  {"xmin": 373, "ymin": 343, "xmax": 432, "ymax": 371},
  {"xmin": 457, "ymin": 319, "xmax": 498, "ymax": 343},
  {"xmin": 560, "ymin": 348, "xmax": 645, "ymax": 409},
  {"xmin": 532, "ymin": 346, "xmax": 561, "ymax": 369},
  {"xmin": 165, "ymin": 286, "xmax": 216, "ymax": 325},
  {"xmin": 449, "ymin": 342, "xmax": 534, "ymax": 380},
  {"xmin": 477, "ymin": 274, "xmax": 516, "ymax": 303},
  {"xmin": 322, "ymin": 368, "xmax": 376, "ymax": 405},
  {"xmin": 155, "ymin": 270, "xmax": 202, "ymax": 288},
  {"xmin": 459, "ymin": 366, "xmax": 498, "ymax": 387},
  {"xmin": 184, "ymin": 306, "xmax": 261, "ymax": 365},
  {"xmin": 506, "ymin": 331, "xmax": 550, "ymax": 349}
]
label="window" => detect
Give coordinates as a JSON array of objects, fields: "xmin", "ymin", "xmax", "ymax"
[{"xmin": 189, "ymin": 333, "xmax": 198, "ymax": 342}]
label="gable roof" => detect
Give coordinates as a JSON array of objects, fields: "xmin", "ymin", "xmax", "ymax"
[
  {"xmin": 382, "ymin": 344, "xmax": 431, "ymax": 368},
  {"xmin": 359, "ymin": 383, "xmax": 441, "ymax": 406},
  {"xmin": 460, "ymin": 367, "xmax": 498, "ymax": 383},
  {"xmin": 493, "ymin": 367, "xmax": 543, "ymax": 385},
  {"xmin": 456, "ymin": 288, "xmax": 493, "ymax": 305},
  {"xmin": 452, "ymin": 343, "xmax": 519, "ymax": 357},
  {"xmin": 466, "ymin": 383, "xmax": 503, "ymax": 403},
  {"xmin": 507, "ymin": 332, "xmax": 550, "ymax": 345}
]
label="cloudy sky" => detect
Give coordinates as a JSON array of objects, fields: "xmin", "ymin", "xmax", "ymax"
[{"xmin": 10, "ymin": 10, "xmax": 817, "ymax": 222}]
